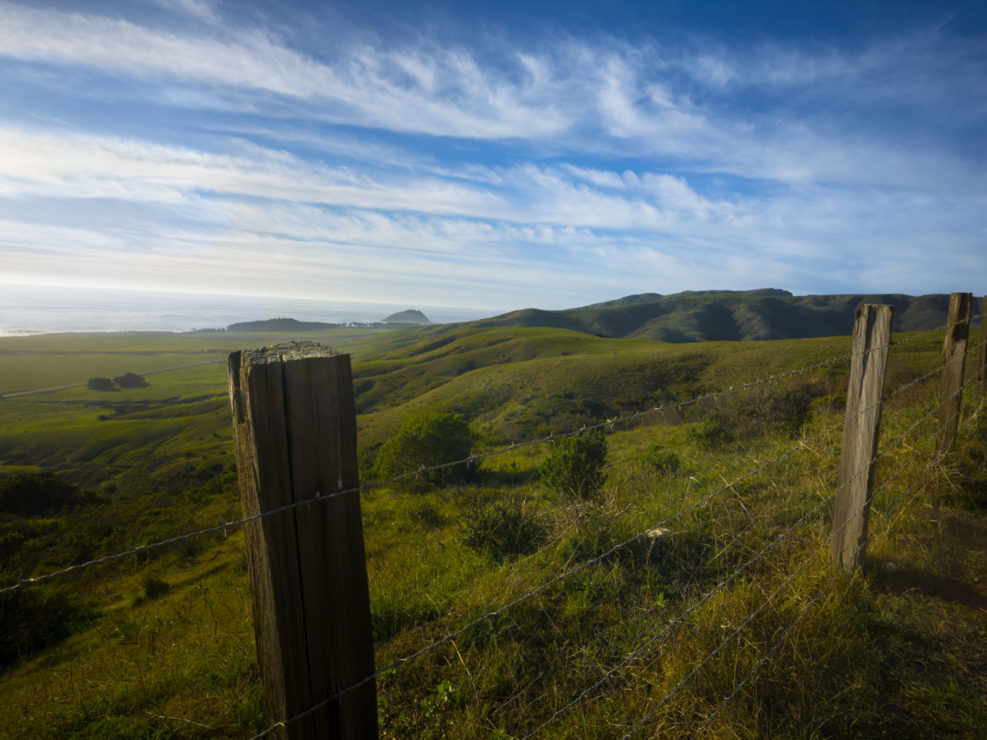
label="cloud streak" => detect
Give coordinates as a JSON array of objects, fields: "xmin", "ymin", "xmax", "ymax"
[{"xmin": 0, "ymin": 1, "xmax": 984, "ymax": 311}]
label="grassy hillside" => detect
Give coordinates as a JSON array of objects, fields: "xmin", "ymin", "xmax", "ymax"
[
  {"xmin": 475, "ymin": 289, "xmax": 981, "ymax": 342},
  {"xmin": 0, "ymin": 324, "xmax": 984, "ymax": 737}
]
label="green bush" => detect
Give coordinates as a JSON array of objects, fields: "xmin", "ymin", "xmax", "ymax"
[
  {"xmin": 373, "ymin": 411, "xmax": 477, "ymax": 491},
  {"xmin": 641, "ymin": 445, "xmax": 680, "ymax": 475},
  {"xmin": 112, "ymin": 372, "xmax": 148, "ymax": 388},
  {"xmin": 461, "ymin": 495, "xmax": 546, "ymax": 561},
  {"xmin": 0, "ymin": 587, "xmax": 95, "ymax": 671},
  {"xmin": 734, "ymin": 384, "xmax": 815, "ymax": 436},
  {"xmin": 686, "ymin": 418, "xmax": 732, "ymax": 449},
  {"xmin": 711, "ymin": 383, "xmax": 819, "ymax": 439},
  {"xmin": 0, "ymin": 472, "xmax": 85, "ymax": 517},
  {"xmin": 86, "ymin": 377, "xmax": 116, "ymax": 391},
  {"xmin": 540, "ymin": 429, "xmax": 608, "ymax": 499}
]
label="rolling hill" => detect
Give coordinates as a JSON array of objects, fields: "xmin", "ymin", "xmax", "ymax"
[{"xmin": 473, "ymin": 289, "xmax": 979, "ymax": 342}]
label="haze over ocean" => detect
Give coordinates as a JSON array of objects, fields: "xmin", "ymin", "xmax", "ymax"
[{"xmin": 0, "ymin": 283, "xmax": 491, "ymax": 336}]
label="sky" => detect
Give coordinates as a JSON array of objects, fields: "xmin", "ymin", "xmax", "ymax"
[{"xmin": 0, "ymin": 0, "xmax": 985, "ymax": 314}]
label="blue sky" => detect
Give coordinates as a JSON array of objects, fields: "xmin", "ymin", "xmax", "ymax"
[{"xmin": 0, "ymin": 0, "xmax": 985, "ymax": 313}]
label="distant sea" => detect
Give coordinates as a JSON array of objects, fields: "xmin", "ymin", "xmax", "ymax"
[{"xmin": 0, "ymin": 284, "xmax": 496, "ymax": 337}]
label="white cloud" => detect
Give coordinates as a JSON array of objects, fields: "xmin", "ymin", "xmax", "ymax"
[
  {"xmin": 1, "ymin": 2, "xmax": 983, "ymax": 192},
  {"xmin": 0, "ymin": 3, "xmax": 984, "ymax": 308},
  {"xmin": 145, "ymin": 0, "xmax": 219, "ymax": 24}
]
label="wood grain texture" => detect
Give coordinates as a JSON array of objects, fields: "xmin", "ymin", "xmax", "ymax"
[
  {"xmin": 937, "ymin": 293, "xmax": 972, "ymax": 452},
  {"xmin": 832, "ymin": 304, "xmax": 894, "ymax": 572},
  {"xmin": 228, "ymin": 342, "xmax": 377, "ymax": 739}
]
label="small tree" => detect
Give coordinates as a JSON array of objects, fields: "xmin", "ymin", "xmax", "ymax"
[
  {"xmin": 86, "ymin": 377, "xmax": 116, "ymax": 391},
  {"xmin": 113, "ymin": 372, "xmax": 147, "ymax": 388},
  {"xmin": 540, "ymin": 429, "xmax": 608, "ymax": 499},
  {"xmin": 373, "ymin": 411, "xmax": 477, "ymax": 491},
  {"xmin": 0, "ymin": 472, "xmax": 84, "ymax": 517}
]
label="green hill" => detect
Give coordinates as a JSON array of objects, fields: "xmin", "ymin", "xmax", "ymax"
[
  {"xmin": 0, "ymin": 321, "xmax": 984, "ymax": 738},
  {"xmin": 475, "ymin": 289, "xmax": 977, "ymax": 342}
]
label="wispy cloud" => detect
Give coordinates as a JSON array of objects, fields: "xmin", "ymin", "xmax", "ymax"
[{"xmin": 0, "ymin": 1, "xmax": 984, "ymax": 309}]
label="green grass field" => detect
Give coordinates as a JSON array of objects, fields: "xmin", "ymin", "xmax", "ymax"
[{"xmin": 0, "ymin": 325, "xmax": 984, "ymax": 737}]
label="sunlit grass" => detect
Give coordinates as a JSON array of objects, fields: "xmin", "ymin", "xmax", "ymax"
[{"xmin": 0, "ymin": 326, "xmax": 983, "ymax": 737}]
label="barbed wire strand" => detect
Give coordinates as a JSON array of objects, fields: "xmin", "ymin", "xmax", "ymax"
[
  {"xmin": 252, "ymin": 378, "xmax": 947, "ymax": 740},
  {"xmin": 690, "ymin": 434, "xmax": 948, "ymax": 738},
  {"xmin": 522, "ymin": 363, "xmax": 952, "ymax": 737},
  {"xmin": 246, "ymin": 326, "xmax": 983, "ymax": 738},
  {"xmin": 4, "ymin": 325, "xmax": 960, "ymax": 740},
  {"xmin": 662, "ymin": 394, "xmax": 972, "ymax": 738},
  {"xmin": 621, "ymin": 402, "xmax": 958, "ymax": 740},
  {"xmin": 1, "ymin": 341, "xmax": 887, "ymax": 597},
  {"xmin": 520, "ymin": 494, "xmax": 832, "ymax": 738},
  {"xmin": 238, "ymin": 335, "xmax": 962, "ymax": 738},
  {"xmin": 248, "ymin": 329, "xmax": 959, "ymax": 737},
  {"xmin": 248, "ymin": 414, "xmax": 866, "ymax": 739},
  {"xmin": 11, "ymin": 322, "xmax": 964, "ymax": 598}
]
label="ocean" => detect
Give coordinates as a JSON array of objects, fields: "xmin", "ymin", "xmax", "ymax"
[{"xmin": 0, "ymin": 283, "xmax": 495, "ymax": 336}]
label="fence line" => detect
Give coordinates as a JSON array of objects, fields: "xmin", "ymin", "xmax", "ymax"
[
  {"xmin": 629, "ymin": 373, "xmax": 977, "ymax": 738},
  {"xmin": 523, "ymin": 375, "xmax": 953, "ymax": 737},
  {"xmin": 4, "ymin": 313, "xmax": 978, "ymax": 738},
  {"xmin": 691, "ymin": 438, "xmax": 950, "ymax": 737},
  {"xmin": 248, "ymin": 319, "xmax": 971, "ymax": 738},
  {"xmin": 598, "ymin": 394, "xmax": 949, "ymax": 737},
  {"xmin": 0, "ymin": 337, "xmax": 894, "ymax": 596},
  {"xmin": 623, "ymin": 417, "xmax": 954, "ymax": 739}
]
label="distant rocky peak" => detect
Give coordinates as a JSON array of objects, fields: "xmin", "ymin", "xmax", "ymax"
[{"xmin": 382, "ymin": 309, "xmax": 430, "ymax": 325}]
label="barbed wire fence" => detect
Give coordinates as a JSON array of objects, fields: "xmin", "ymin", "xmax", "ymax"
[
  {"xmin": 238, "ymin": 309, "xmax": 981, "ymax": 738},
  {"xmin": 2, "ymin": 302, "xmax": 983, "ymax": 739}
]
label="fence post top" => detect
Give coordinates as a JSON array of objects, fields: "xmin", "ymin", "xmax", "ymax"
[{"xmin": 230, "ymin": 341, "xmax": 343, "ymax": 365}]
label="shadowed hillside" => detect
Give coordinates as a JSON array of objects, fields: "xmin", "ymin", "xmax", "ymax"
[{"xmin": 474, "ymin": 289, "xmax": 979, "ymax": 342}]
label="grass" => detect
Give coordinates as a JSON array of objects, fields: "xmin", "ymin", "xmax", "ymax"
[{"xmin": 0, "ymin": 325, "xmax": 984, "ymax": 737}]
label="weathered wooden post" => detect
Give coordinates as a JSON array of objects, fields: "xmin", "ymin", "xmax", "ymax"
[
  {"xmin": 936, "ymin": 292, "xmax": 972, "ymax": 452},
  {"xmin": 977, "ymin": 296, "xmax": 986, "ymax": 396},
  {"xmin": 228, "ymin": 342, "xmax": 377, "ymax": 739},
  {"xmin": 832, "ymin": 304, "xmax": 894, "ymax": 571}
]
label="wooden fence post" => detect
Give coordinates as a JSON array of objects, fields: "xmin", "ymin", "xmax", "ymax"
[
  {"xmin": 832, "ymin": 304, "xmax": 894, "ymax": 571},
  {"xmin": 228, "ymin": 342, "xmax": 377, "ymax": 739},
  {"xmin": 936, "ymin": 292, "xmax": 972, "ymax": 452},
  {"xmin": 977, "ymin": 296, "xmax": 986, "ymax": 396}
]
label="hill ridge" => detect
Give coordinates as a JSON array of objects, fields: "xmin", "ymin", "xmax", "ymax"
[{"xmin": 474, "ymin": 289, "xmax": 978, "ymax": 342}]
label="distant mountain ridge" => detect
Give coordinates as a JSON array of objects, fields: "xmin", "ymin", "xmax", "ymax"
[{"xmin": 474, "ymin": 289, "xmax": 977, "ymax": 343}]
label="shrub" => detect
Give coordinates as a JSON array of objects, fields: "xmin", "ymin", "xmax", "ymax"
[
  {"xmin": 713, "ymin": 383, "xmax": 819, "ymax": 439},
  {"xmin": 540, "ymin": 429, "xmax": 608, "ymax": 499},
  {"xmin": 0, "ymin": 472, "xmax": 85, "ymax": 517},
  {"xmin": 373, "ymin": 411, "xmax": 477, "ymax": 491},
  {"xmin": 641, "ymin": 445, "xmax": 680, "ymax": 476},
  {"xmin": 686, "ymin": 418, "xmax": 732, "ymax": 449},
  {"xmin": 0, "ymin": 587, "xmax": 95, "ymax": 671},
  {"xmin": 736, "ymin": 384, "xmax": 815, "ymax": 436},
  {"xmin": 461, "ymin": 495, "xmax": 546, "ymax": 561},
  {"xmin": 86, "ymin": 377, "xmax": 116, "ymax": 391},
  {"xmin": 113, "ymin": 372, "xmax": 147, "ymax": 388}
]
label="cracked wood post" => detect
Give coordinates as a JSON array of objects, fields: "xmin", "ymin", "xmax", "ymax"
[
  {"xmin": 936, "ymin": 292, "xmax": 972, "ymax": 453},
  {"xmin": 832, "ymin": 304, "xmax": 894, "ymax": 572},
  {"xmin": 228, "ymin": 342, "xmax": 377, "ymax": 739}
]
